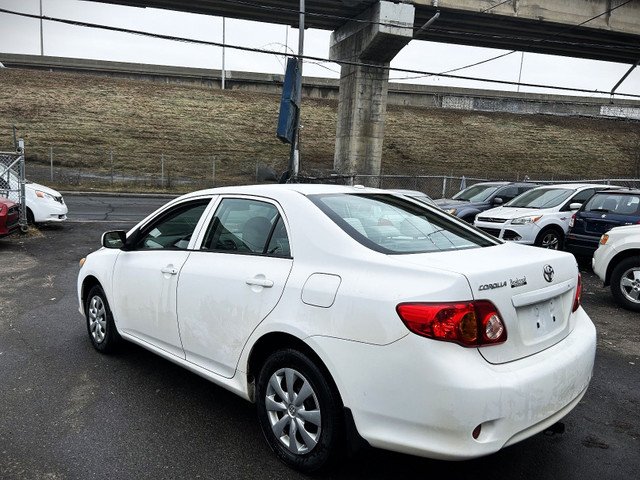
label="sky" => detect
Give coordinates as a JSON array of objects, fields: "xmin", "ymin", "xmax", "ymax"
[{"xmin": 0, "ymin": 0, "xmax": 639, "ymax": 99}]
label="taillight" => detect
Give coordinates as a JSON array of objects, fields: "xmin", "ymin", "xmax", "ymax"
[
  {"xmin": 396, "ymin": 301, "xmax": 507, "ymax": 347},
  {"xmin": 569, "ymin": 214, "xmax": 575, "ymax": 228},
  {"xmin": 572, "ymin": 273, "xmax": 582, "ymax": 312}
]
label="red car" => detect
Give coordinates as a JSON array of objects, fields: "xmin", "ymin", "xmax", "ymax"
[{"xmin": 0, "ymin": 196, "xmax": 20, "ymax": 238}]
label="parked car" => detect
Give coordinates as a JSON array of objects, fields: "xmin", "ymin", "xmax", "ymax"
[
  {"xmin": 77, "ymin": 184, "xmax": 595, "ymax": 472},
  {"xmin": 474, "ymin": 183, "xmax": 618, "ymax": 249},
  {"xmin": 0, "ymin": 196, "xmax": 19, "ymax": 238},
  {"xmin": 592, "ymin": 224, "xmax": 640, "ymax": 311},
  {"xmin": 565, "ymin": 189, "xmax": 640, "ymax": 257},
  {"xmin": 435, "ymin": 181, "xmax": 538, "ymax": 223},
  {"xmin": 0, "ymin": 170, "xmax": 67, "ymax": 224},
  {"xmin": 389, "ymin": 188, "xmax": 439, "ymax": 208}
]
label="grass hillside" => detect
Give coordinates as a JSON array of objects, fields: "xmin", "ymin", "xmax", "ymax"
[{"xmin": 1, "ymin": 67, "xmax": 639, "ymax": 191}]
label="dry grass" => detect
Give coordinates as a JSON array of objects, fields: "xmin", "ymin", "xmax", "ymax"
[{"xmin": 1, "ymin": 67, "xmax": 639, "ymax": 190}]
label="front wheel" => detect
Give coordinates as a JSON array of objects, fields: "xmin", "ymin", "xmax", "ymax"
[
  {"xmin": 256, "ymin": 349, "xmax": 344, "ymax": 472},
  {"xmin": 610, "ymin": 256, "xmax": 640, "ymax": 312},
  {"xmin": 85, "ymin": 285, "xmax": 122, "ymax": 353},
  {"xmin": 535, "ymin": 227, "xmax": 563, "ymax": 250}
]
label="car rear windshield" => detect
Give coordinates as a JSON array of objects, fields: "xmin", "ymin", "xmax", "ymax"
[
  {"xmin": 583, "ymin": 193, "xmax": 640, "ymax": 215},
  {"xmin": 309, "ymin": 193, "xmax": 498, "ymax": 254},
  {"xmin": 506, "ymin": 188, "xmax": 572, "ymax": 208}
]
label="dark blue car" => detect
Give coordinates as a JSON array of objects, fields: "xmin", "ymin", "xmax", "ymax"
[{"xmin": 565, "ymin": 189, "xmax": 640, "ymax": 257}]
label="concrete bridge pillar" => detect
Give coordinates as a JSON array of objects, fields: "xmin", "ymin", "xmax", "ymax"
[{"xmin": 329, "ymin": 1, "xmax": 415, "ymax": 183}]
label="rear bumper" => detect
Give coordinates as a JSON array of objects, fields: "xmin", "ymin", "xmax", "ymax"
[
  {"xmin": 565, "ymin": 233, "xmax": 600, "ymax": 256},
  {"xmin": 310, "ymin": 308, "xmax": 596, "ymax": 460}
]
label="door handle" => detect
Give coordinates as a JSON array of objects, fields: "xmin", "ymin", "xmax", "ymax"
[
  {"xmin": 246, "ymin": 277, "xmax": 274, "ymax": 288},
  {"xmin": 161, "ymin": 265, "xmax": 179, "ymax": 275}
]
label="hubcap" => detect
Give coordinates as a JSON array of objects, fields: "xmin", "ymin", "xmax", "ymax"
[
  {"xmin": 620, "ymin": 267, "xmax": 640, "ymax": 304},
  {"xmin": 541, "ymin": 233, "xmax": 559, "ymax": 249},
  {"xmin": 88, "ymin": 295, "xmax": 107, "ymax": 343},
  {"xmin": 265, "ymin": 367, "xmax": 321, "ymax": 455}
]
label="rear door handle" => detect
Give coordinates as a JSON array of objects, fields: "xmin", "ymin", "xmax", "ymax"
[
  {"xmin": 161, "ymin": 265, "xmax": 179, "ymax": 275},
  {"xmin": 246, "ymin": 277, "xmax": 274, "ymax": 288}
]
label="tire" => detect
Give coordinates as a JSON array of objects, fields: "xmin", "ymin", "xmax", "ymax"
[
  {"xmin": 256, "ymin": 349, "xmax": 344, "ymax": 472},
  {"xmin": 535, "ymin": 227, "xmax": 563, "ymax": 250},
  {"xmin": 85, "ymin": 285, "xmax": 122, "ymax": 353},
  {"xmin": 610, "ymin": 256, "xmax": 640, "ymax": 312},
  {"xmin": 26, "ymin": 208, "xmax": 35, "ymax": 225}
]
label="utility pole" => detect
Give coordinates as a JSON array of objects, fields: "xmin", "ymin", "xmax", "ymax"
[
  {"xmin": 291, "ymin": 0, "xmax": 304, "ymax": 178},
  {"xmin": 222, "ymin": 18, "xmax": 226, "ymax": 90},
  {"xmin": 40, "ymin": 0, "xmax": 44, "ymax": 56}
]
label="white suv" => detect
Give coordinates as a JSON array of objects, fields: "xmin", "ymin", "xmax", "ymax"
[
  {"xmin": 592, "ymin": 224, "xmax": 640, "ymax": 311},
  {"xmin": 474, "ymin": 183, "xmax": 617, "ymax": 249}
]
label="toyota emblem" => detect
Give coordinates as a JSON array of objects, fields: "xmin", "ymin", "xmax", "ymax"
[{"xmin": 543, "ymin": 265, "xmax": 554, "ymax": 283}]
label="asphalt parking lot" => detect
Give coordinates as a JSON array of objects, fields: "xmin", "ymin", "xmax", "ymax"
[{"xmin": 0, "ymin": 194, "xmax": 638, "ymax": 479}]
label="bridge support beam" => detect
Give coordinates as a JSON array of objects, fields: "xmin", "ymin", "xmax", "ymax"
[{"xmin": 330, "ymin": 1, "xmax": 415, "ymax": 182}]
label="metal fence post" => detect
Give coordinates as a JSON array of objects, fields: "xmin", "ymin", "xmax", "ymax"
[
  {"xmin": 18, "ymin": 139, "xmax": 27, "ymax": 231},
  {"xmin": 161, "ymin": 154, "xmax": 165, "ymax": 188},
  {"xmin": 110, "ymin": 151, "xmax": 114, "ymax": 185},
  {"xmin": 50, "ymin": 146, "xmax": 53, "ymax": 181},
  {"xmin": 442, "ymin": 177, "xmax": 447, "ymax": 198}
]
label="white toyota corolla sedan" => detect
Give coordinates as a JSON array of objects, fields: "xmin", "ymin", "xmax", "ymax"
[{"xmin": 77, "ymin": 184, "xmax": 596, "ymax": 472}]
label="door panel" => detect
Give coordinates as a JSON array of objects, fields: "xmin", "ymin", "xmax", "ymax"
[
  {"xmin": 177, "ymin": 253, "xmax": 292, "ymax": 377},
  {"xmin": 112, "ymin": 250, "xmax": 190, "ymax": 357},
  {"xmin": 177, "ymin": 196, "xmax": 293, "ymax": 378},
  {"xmin": 110, "ymin": 199, "xmax": 212, "ymax": 358}
]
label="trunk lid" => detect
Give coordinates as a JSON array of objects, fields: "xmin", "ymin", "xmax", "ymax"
[{"xmin": 395, "ymin": 242, "xmax": 580, "ymax": 364}]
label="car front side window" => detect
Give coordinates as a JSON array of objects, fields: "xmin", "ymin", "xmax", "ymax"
[{"xmin": 134, "ymin": 200, "xmax": 210, "ymax": 250}]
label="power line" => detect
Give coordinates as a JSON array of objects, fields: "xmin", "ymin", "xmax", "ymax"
[
  {"xmin": 400, "ymin": 0, "xmax": 637, "ymax": 81},
  {"xmin": 0, "ymin": 7, "xmax": 638, "ymax": 99}
]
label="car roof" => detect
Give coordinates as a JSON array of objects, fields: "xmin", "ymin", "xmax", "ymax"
[
  {"xmin": 178, "ymin": 183, "xmax": 388, "ymax": 200},
  {"xmin": 531, "ymin": 183, "xmax": 617, "ymax": 190},
  {"xmin": 390, "ymin": 189, "xmax": 430, "ymax": 196},
  {"xmin": 589, "ymin": 188, "xmax": 640, "ymax": 195}
]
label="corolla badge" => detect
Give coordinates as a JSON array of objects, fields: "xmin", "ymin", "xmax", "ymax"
[
  {"xmin": 479, "ymin": 281, "xmax": 507, "ymax": 291},
  {"xmin": 543, "ymin": 265, "xmax": 554, "ymax": 283}
]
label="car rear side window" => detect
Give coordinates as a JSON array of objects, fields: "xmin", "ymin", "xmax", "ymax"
[
  {"xmin": 201, "ymin": 198, "xmax": 290, "ymax": 257},
  {"xmin": 309, "ymin": 193, "xmax": 497, "ymax": 254}
]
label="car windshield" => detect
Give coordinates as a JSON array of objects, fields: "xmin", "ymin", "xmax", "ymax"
[
  {"xmin": 506, "ymin": 188, "xmax": 573, "ymax": 208},
  {"xmin": 451, "ymin": 184, "xmax": 499, "ymax": 202},
  {"xmin": 309, "ymin": 193, "xmax": 498, "ymax": 254},
  {"xmin": 584, "ymin": 193, "xmax": 640, "ymax": 215}
]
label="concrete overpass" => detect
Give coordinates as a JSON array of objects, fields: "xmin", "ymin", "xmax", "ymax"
[{"xmin": 84, "ymin": 1, "xmax": 640, "ymax": 180}]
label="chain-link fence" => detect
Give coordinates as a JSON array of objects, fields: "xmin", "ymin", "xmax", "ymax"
[
  {"xmin": 294, "ymin": 172, "xmax": 640, "ymax": 199},
  {"xmin": 16, "ymin": 145, "xmax": 640, "ymax": 199},
  {"xmin": 21, "ymin": 146, "xmax": 286, "ymax": 192},
  {"xmin": 0, "ymin": 145, "xmax": 27, "ymax": 229}
]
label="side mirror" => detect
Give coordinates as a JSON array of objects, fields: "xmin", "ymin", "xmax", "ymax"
[
  {"xmin": 102, "ymin": 230, "xmax": 127, "ymax": 249},
  {"xmin": 569, "ymin": 202, "xmax": 582, "ymax": 211},
  {"xmin": 493, "ymin": 197, "xmax": 503, "ymax": 205}
]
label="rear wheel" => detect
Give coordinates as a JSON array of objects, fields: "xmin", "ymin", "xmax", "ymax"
[
  {"xmin": 535, "ymin": 227, "xmax": 563, "ymax": 250},
  {"xmin": 85, "ymin": 285, "xmax": 122, "ymax": 353},
  {"xmin": 256, "ymin": 349, "xmax": 344, "ymax": 472},
  {"xmin": 610, "ymin": 257, "xmax": 640, "ymax": 312}
]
